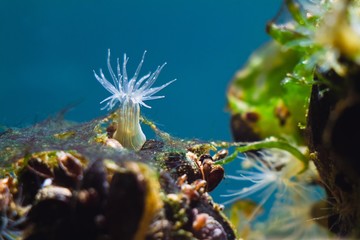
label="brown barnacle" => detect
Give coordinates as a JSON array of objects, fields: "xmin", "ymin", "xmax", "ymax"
[
  {"xmin": 212, "ymin": 149, "xmax": 228, "ymax": 161},
  {"xmin": 80, "ymin": 160, "xmax": 109, "ymax": 204},
  {"xmin": 53, "ymin": 151, "xmax": 84, "ymax": 188},
  {"xmin": 105, "ymin": 162, "xmax": 163, "ymax": 240},
  {"xmin": 204, "ymin": 164, "xmax": 224, "ymax": 192},
  {"xmin": 57, "ymin": 151, "xmax": 83, "ymax": 179},
  {"xmin": 196, "ymin": 155, "xmax": 225, "ymax": 192},
  {"xmin": 25, "ymin": 157, "xmax": 54, "ymax": 179},
  {"xmin": 25, "ymin": 160, "xmax": 108, "ymax": 240},
  {"xmin": 180, "ymin": 151, "xmax": 225, "ymax": 192},
  {"xmin": 25, "ymin": 195, "xmax": 74, "ymax": 240},
  {"xmin": 18, "ymin": 157, "xmax": 54, "ymax": 205}
]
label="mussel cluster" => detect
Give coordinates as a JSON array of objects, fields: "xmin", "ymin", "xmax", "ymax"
[{"xmin": 0, "ymin": 141, "xmax": 234, "ymax": 240}]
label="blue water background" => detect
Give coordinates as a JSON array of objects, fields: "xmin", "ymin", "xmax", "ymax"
[{"xmin": 0, "ymin": 1, "xmax": 281, "ymax": 205}]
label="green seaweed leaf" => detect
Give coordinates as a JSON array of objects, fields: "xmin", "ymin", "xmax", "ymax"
[
  {"xmin": 215, "ymin": 150, "xmax": 238, "ymax": 165},
  {"xmin": 236, "ymin": 138, "xmax": 308, "ymax": 173}
]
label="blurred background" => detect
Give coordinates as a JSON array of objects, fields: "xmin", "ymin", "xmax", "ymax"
[{"xmin": 0, "ymin": 0, "xmax": 281, "ymax": 142}]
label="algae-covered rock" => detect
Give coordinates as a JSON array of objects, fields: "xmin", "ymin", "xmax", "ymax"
[{"xmin": 0, "ymin": 112, "xmax": 235, "ymax": 240}]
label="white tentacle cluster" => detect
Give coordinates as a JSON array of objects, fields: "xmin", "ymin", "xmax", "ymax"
[{"xmin": 94, "ymin": 49, "xmax": 175, "ymax": 150}]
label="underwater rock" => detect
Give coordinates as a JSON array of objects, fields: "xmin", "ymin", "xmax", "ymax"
[
  {"xmin": 0, "ymin": 113, "xmax": 234, "ymax": 240},
  {"xmin": 307, "ymin": 66, "xmax": 360, "ymax": 236}
]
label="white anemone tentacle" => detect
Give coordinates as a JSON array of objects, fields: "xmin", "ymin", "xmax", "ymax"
[{"xmin": 94, "ymin": 49, "xmax": 176, "ymax": 150}]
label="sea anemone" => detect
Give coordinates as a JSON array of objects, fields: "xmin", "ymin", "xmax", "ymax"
[
  {"xmin": 251, "ymin": 196, "xmax": 331, "ymax": 239},
  {"xmin": 94, "ymin": 49, "xmax": 175, "ymax": 150},
  {"xmin": 221, "ymin": 149, "xmax": 307, "ymax": 221}
]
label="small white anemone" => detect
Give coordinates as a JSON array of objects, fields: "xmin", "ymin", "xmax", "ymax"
[
  {"xmin": 94, "ymin": 49, "xmax": 176, "ymax": 150},
  {"xmin": 222, "ymin": 150, "xmax": 307, "ymax": 221},
  {"xmin": 252, "ymin": 194, "xmax": 330, "ymax": 240}
]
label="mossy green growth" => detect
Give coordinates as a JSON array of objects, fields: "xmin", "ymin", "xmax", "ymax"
[
  {"xmin": 228, "ymin": 41, "xmax": 311, "ymax": 144},
  {"xmin": 227, "ymin": 0, "xmax": 342, "ymax": 173}
]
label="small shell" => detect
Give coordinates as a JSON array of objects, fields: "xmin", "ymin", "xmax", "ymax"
[{"xmin": 105, "ymin": 138, "xmax": 124, "ymax": 150}]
